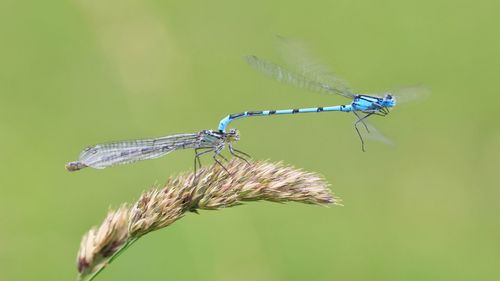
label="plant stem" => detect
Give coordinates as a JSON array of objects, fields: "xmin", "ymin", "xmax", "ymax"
[{"xmin": 80, "ymin": 237, "xmax": 139, "ymax": 281}]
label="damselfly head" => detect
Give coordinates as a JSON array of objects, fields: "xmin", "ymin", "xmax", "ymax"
[
  {"xmin": 381, "ymin": 94, "xmax": 396, "ymax": 107},
  {"xmin": 225, "ymin": 129, "xmax": 240, "ymax": 142}
]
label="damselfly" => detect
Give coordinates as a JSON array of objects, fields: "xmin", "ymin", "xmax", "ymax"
[
  {"xmin": 65, "ymin": 129, "xmax": 249, "ymax": 173},
  {"xmin": 218, "ymin": 51, "xmax": 428, "ymax": 151}
]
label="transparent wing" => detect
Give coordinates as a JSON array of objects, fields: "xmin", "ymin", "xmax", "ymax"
[
  {"xmin": 393, "ymin": 86, "xmax": 430, "ymax": 104},
  {"xmin": 363, "ymin": 121, "xmax": 393, "ymax": 145},
  {"xmin": 275, "ymin": 36, "xmax": 354, "ymax": 99},
  {"xmin": 73, "ymin": 133, "xmax": 201, "ymax": 170},
  {"xmin": 368, "ymin": 86, "xmax": 430, "ymax": 105},
  {"xmin": 245, "ymin": 55, "xmax": 354, "ymax": 99}
]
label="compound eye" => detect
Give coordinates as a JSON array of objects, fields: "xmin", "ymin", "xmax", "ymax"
[{"xmin": 386, "ymin": 94, "xmax": 393, "ymax": 99}]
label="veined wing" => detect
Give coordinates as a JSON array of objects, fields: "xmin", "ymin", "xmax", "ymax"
[
  {"xmin": 245, "ymin": 55, "xmax": 354, "ymax": 99},
  {"xmin": 275, "ymin": 36, "xmax": 354, "ymax": 98},
  {"xmin": 362, "ymin": 121, "xmax": 393, "ymax": 145},
  {"xmin": 391, "ymin": 86, "xmax": 430, "ymax": 104},
  {"xmin": 368, "ymin": 86, "xmax": 431, "ymax": 105},
  {"xmin": 70, "ymin": 133, "xmax": 201, "ymax": 170}
]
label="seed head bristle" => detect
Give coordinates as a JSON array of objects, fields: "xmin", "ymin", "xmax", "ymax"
[
  {"xmin": 77, "ymin": 206, "xmax": 129, "ymax": 278},
  {"xmin": 76, "ymin": 159, "xmax": 340, "ymax": 280}
]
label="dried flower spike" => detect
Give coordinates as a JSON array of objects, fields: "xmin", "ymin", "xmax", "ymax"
[{"xmin": 77, "ymin": 159, "xmax": 340, "ymax": 281}]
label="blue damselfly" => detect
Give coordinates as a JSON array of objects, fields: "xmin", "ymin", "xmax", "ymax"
[{"xmin": 218, "ymin": 51, "xmax": 428, "ymax": 151}]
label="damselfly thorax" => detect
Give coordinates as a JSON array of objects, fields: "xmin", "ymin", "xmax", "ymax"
[{"xmin": 351, "ymin": 94, "xmax": 395, "ymax": 116}]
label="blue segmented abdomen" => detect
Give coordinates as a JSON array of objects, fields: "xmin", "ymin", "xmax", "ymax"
[{"xmin": 218, "ymin": 105, "xmax": 352, "ymax": 132}]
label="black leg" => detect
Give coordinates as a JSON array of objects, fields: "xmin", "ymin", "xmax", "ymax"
[
  {"xmin": 193, "ymin": 148, "xmax": 214, "ymax": 182},
  {"xmin": 194, "ymin": 148, "xmax": 201, "ymax": 173},
  {"xmin": 371, "ymin": 103, "xmax": 389, "ymax": 116},
  {"xmin": 353, "ymin": 121, "xmax": 366, "ymax": 152},
  {"xmin": 359, "ymin": 112, "xmax": 374, "ymax": 126},
  {"xmin": 353, "ymin": 111, "xmax": 370, "ymax": 132},
  {"xmin": 354, "ymin": 112, "xmax": 377, "ymax": 152},
  {"xmin": 233, "ymin": 148, "xmax": 251, "ymax": 158},
  {"xmin": 353, "ymin": 112, "xmax": 369, "ymax": 152},
  {"xmin": 377, "ymin": 106, "xmax": 389, "ymax": 116},
  {"xmin": 213, "ymin": 153, "xmax": 231, "ymax": 175},
  {"xmin": 373, "ymin": 109, "xmax": 388, "ymax": 117},
  {"xmin": 218, "ymin": 152, "xmax": 229, "ymax": 162},
  {"xmin": 194, "ymin": 148, "xmax": 211, "ymax": 171},
  {"xmin": 228, "ymin": 144, "xmax": 251, "ymax": 165},
  {"xmin": 359, "ymin": 112, "xmax": 375, "ymax": 132}
]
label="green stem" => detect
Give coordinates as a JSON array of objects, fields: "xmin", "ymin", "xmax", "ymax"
[{"xmin": 80, "ymin": 237, "xmax": 139, "ymax": 281}]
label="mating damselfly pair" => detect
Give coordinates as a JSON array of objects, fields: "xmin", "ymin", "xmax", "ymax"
[{"xmin": 66, "ymin": 42, "xmax": 428, "ymax": 172}]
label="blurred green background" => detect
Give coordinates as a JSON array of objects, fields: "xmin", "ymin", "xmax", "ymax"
[{"xmin": 1, "ymin": 0, "xmax": 499, "ymax": 280}]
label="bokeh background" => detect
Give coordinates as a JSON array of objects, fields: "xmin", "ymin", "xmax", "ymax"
[{"xmin": 1, "ymin": 0, "xmax": 499, "ymax": 280}]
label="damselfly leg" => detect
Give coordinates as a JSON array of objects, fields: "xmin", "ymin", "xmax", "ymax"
[
  {"xmin": 353, "ymin": 111, "xmax": 371, "ymax": 132},
  {"xmin": 371, "ymin": 103, "xmax": 390, "ymax": 116},
  {"xmin": 194, "ymin": 147, "xmax": 213, "ymax": 174},
  {"xmin": 228, "ymin": 143, "xmax": 251, "ymax": 165},
  {"xmin": 217, "ymin": 152, "xmax": 230, "ymax": 163},
  {"xmin": 193, "ymin": 148, "xmax": 214, "ymax": 183},
  {"xmin": 213, "ymin": 153, "xmax": 231, "ymax": 175},
  {"xmin": 187, "ymin": 148, "xmax": 215, "ymax": 211},
  {"xmin": 353, "ymin": 112, "xmax": 376, "ymax": 152}
]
